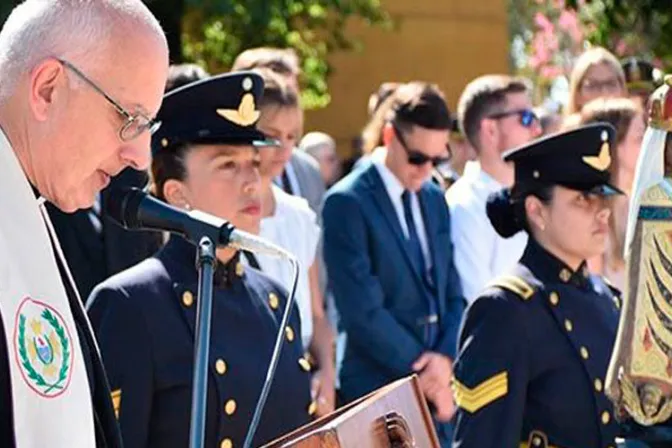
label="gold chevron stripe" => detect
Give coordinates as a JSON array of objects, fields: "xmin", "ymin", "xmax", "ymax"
[
  {"xmin": 111, "ymin": 389, "xmax": 121, "ymax": 419},
  {"xmin": 488, "ymin": 276, "xmax": 535, "ymax": 300},
  {"xmin": 452, "ymin": 371, "xmax": 508, "ymax": 413}
]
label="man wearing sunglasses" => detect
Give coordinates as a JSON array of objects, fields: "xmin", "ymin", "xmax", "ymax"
[
  {"xmin": 0, "ymin": 2, "xmax": 168, "ymax": 448},
  {"xmin": 322, "ymin": 82, "xmax": 464, "ymax": 446},
  {"xmin": 447, "ymin": 75, "xmax": 542, "ymax": 304}
]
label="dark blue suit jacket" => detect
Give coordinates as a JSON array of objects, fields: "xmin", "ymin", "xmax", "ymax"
[{"xmin": 322, "ymin": 161, "xmax": 464, "ymax": 401}]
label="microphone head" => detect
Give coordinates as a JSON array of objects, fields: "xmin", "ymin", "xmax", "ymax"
[{"xmin": 105, "ymin": 187, "xmax": 146, "ymax": 229}]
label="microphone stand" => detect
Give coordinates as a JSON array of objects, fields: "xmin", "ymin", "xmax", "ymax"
[{"xmin": 188, "ymin": 236, "xmax": 217, "ymax": 448}]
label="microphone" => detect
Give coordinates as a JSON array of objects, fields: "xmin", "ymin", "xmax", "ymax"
[{"xmin": 105, "ymin": 188, "xmax": 292, "ymax": 259}]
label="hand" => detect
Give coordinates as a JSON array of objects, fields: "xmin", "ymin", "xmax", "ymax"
[
  {"xmin": 311, "ymin": 368, "xmax": 336, "ymax": 417},
  {"xmin": 413, "ymin": 352, "xmax": 453, "ymax": 397},
  {"xmin": 427, "ymin": 386, "xmax": 456, "ymax": 422}
]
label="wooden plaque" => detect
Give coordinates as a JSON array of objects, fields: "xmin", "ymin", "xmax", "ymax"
[{"xmin": 262, "ymin": 375, "xmax": 440, "ymax": 448}]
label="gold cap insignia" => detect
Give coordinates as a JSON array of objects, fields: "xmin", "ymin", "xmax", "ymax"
[
  {"xmin": 216, "ymin": 93, "xmax": 260, "ymax": 127},
  {"xmin": 582, "ymin": 141, "xmax": 611, "ymax": 171}
]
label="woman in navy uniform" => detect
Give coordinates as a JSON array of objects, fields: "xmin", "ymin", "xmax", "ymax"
[
  {"xmin": 452, "ymin": 123, "xmax": 625, "ymax": 447},
  {"xmin": 87, "ymin": 72, "xmax": 313, "ymax": 448}
]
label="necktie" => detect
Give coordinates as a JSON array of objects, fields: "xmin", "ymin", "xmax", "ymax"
[
  {"xmin": 281, "ymin": 170, "xmax": 294, "ymax": 195},
  {"xmin": 402, "ymin": 190, "xmax": 426, "ymax": 277},
  {"xmin": 402, "ymin": 190, "xmax": 438, "ymax": 347}
]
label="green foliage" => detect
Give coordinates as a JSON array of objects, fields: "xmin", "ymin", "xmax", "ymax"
[
  {"xmin": 181, "ymin": 0, "xmax": 391, "ymax": 110},
  {"xmin": 568, "ymin": 0, "xmax": 672, "ymax": 70}
]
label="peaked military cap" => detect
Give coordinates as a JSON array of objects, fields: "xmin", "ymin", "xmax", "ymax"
[
  {"xmin": 503, "ymin": 123, "xmax": 623, "ymax": 196},
  {"xmin": 151, "ymin": 71, "xmax": 274, "ymax": 155},
  {"xmin": 621, "ymin": 57, "xmax": 658, "ymax": 91}
]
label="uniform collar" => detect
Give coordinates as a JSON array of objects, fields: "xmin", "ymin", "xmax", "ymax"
[
  {"xmin": 522, "ymin": 238, "xmax": 590, "ymax": 288},
  {"xmin": 162, "ymin": 235, "xmax": 244, "ymax": 288}
]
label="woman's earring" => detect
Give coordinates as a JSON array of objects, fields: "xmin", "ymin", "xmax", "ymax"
[{"xmin": 184, "ymin": 203, "xmax": 191, "ymax": 210}]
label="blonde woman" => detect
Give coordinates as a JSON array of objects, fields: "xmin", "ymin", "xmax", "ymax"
[
  {"xmin": 566, "ymin": 47, "xmax": 627, "ymax": 115},
  {"xmin": 252, "ymin": 69, "xmax": 336, "ymax": 417}
]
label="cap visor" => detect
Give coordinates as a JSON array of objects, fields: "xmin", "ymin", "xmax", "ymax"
[
  {"xmin": 252, "ymin": 137, "xmax": 281, "ymax": 148},
  {"xmin": 558, "ymin": 182, "xmax": 624, "ymax": 196},
  {"xmin": 589, "ymin": 183, "xmax": 625, "ymax": 196}
]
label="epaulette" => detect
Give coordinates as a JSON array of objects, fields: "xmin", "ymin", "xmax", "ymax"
[{"xmin": 486, "ymin": 275, "xmax": 535, "ymax": 301}]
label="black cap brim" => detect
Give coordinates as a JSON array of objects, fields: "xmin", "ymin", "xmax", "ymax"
[{"xmin": 559, "ymin": 181, "xmax": 624, "ymax": 196}]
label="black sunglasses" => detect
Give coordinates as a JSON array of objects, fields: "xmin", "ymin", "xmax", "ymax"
[
  {"xmin": 487, "ymin": 109, "xmax": 539, "ymax": 128},
  {"xmin": 392, "ymin": 126, "xmax": 452, "ymax": 167}
]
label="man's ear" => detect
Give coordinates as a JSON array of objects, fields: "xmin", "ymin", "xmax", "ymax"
[
  {"xmin": 479, "ymin": 118, "xmax": 497, "ymax": 149},
  {"xmin": 163, "ymin": 179, "xmax": 191, "ymax": 210},
  {"xmin": 382, "ymin": 122, "xmax": 395, "ymax": 147},
  {"xmin": 29, "ymin": 59, "xmax": 64, "ymax": 122}
]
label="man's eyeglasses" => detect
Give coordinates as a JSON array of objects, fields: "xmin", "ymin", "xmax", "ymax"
[
  {"xmin": 392, "ymin": 126, "xmax": 452, "ymax": 167},
  {"xmin": 58, "ymin": 58, "xmax": 161, "ymax": 141},
  {"xmin": 487, "ymin": 109, "xmax": 539, "ymax": 128}
]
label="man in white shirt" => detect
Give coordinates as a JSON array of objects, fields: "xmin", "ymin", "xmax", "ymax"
[
  {"xmin": 446, "ymin": 75, "xmax": 542, "ymax": 303},
  {"xmin": 0, "ymin": 2, "xmax": 168, "ymax": 447}
]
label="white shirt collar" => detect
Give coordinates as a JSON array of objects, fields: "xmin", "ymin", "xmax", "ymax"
[
  {"xmin": 372, "ymin": 153, "xmax": 405, "ymax": 201},
  {"xmin": 463, "ymin": 161, "xmax": 504, "ymax": 193}
]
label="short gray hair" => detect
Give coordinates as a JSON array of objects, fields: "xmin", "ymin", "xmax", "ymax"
[
  {"xmin": 0, "ymin": 0, "xmax": 165, "ymax": 100},
  {"xmin": 299, "ymin": 131, "xmax": 335, "ymax": 158}
]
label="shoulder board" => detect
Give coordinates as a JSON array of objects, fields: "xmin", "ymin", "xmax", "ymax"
[{"xmin": 486, "ymin": 275, "xmax": 535, "ymax": 301}]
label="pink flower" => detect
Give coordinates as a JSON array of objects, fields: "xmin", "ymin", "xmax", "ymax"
[
  {"xmin": 558, "ymin": 10, "xmax": 576, "ymax": 31},
  {"xmin": 615, "ymin": 39, "xmax": 629, "ymax": 56},
  {"xmin": 541, "ymin": 65, "xmax": 563, "ymax": 79},
  {"xmin": 535, "ymin": 12, "xmax": 554, "ymax": 32},
  {"xmin": 532, "ymin": 35, "xmax": 550, "ymax": 66}
]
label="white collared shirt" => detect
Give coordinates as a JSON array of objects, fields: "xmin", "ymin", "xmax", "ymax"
[
  {"xmin": 372, "ymin": 154, "xmax": 432, "ymax": 272},
  {"xmin": 446, "ymin": 161, "xmax": 527, "ymax": 303}
]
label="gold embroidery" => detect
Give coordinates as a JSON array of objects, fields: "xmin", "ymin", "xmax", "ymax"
[
  {"xmin": 111, "ymin": 389, "xmax": 121, "ymax": 419},
  {"xmin": 216, "ymin": 94, "xmax": 260, "ymax": 127},
  {"xmin": 488, "ymin": 276, "xmax": 535, "ymax": 300},
  {"xmin": 452, "ymin": 371, "xmax": 508, "ymax": 413},
  {"xmin": 582, "ymin": 141, "xmax": 611, "ymax": 171}
]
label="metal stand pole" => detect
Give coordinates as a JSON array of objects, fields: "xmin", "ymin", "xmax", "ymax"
[{"xmin": 189, "ymin": 236, "xmax": 217, "ymax": 448}]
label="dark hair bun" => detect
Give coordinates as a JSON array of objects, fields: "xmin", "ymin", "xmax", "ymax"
[{"xmin": 486, "ymin": 189, "xmax": 523, "ymax": 238}]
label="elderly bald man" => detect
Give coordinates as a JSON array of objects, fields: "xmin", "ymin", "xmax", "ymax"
[
  {"xmin": 299, "ymin": 131, "xmax": 342, "ymax": 188},
  {"xmin": 0, "ymin": 1, "xmax": 168, "ymax": 447}
]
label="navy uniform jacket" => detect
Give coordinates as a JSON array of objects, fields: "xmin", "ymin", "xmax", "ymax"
[
  {"xmin": 452, "ymin": 239, "xmax": 622, "ymax": 448},
  {"xmin": 87, "ymin": 236, "xmax": 313, "ymax": 448}
]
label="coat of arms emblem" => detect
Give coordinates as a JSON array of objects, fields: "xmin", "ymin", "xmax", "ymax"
[{"xmin": 13, "ymin": 297, "xmax": 73, "ymax": 398}]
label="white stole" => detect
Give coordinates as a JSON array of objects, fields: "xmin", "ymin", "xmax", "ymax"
[{"xmin": 0, "ymin": 129, "xmax": 96, "ymax": 447}]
